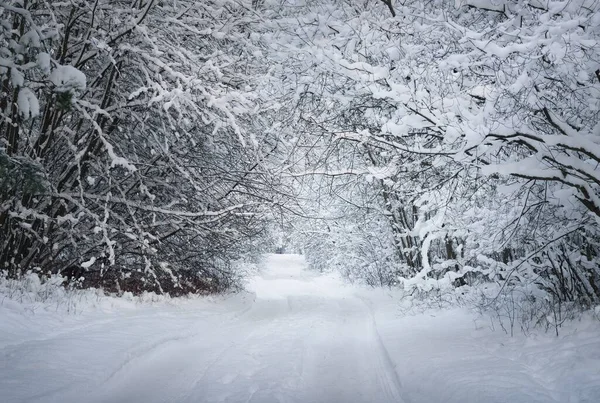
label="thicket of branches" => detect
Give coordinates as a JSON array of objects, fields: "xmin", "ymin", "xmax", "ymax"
[
  {"xmin": 0, "ymin": 0, "xmax": 281, "ymax": 295},
  {"xmin": 3, "ymin": 0, "xmax": 600, "ymax": 318},
  {"xmin": 272, "ymin": 0, "xmax": 600, "ymax": 322}
]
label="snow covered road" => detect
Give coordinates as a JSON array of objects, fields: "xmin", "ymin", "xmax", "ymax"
[{"xmin": 1, "ymin": 254, "xmax": 599, "ymax": 403}]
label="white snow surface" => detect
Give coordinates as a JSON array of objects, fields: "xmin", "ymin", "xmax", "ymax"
[
  {"xmin": 1, "ymin": 254, "xmax": 599, "ymax": 403},
  {"xmin": 49, "ymin": 65, "xmax": 86, "ymax": 92}
]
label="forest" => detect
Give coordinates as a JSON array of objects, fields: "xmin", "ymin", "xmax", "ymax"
[
  {"xmin": 2, "ymin": 0, "xmax": 600, "ymax": 329},
  {"xmin": 2, "ymin": 1, "xmax": 600, "ymax": 402}
]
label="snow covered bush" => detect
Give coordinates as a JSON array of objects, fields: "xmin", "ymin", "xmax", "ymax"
[
  {"xmin": 0, "ymin": 0, "xmax": 277, "ymax": 295},
  {"xmin": 271, "ymin": 0, "xmax": 600, "ymax": 322}
]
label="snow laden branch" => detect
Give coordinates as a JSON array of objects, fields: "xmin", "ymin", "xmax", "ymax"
[
  {"xmin": 267, "ymin": 0, "xmax": 600, "ymax": 313},
  {"xmin": 0, "ymin": 0, "xmax": 281, "ymax": 295},
  {"xmin": 53, "ymin": 193, "xmax": 246, "ymax": 219}
]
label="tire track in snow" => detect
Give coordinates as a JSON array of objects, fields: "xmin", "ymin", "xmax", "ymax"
[
  {"xmin": 176, "ymin": 295, "xmax": 312, "ymax": 403},
  {"xmin": 357, "ymin": 294, "xmax": 409, "ymax": 403},
  {"xmin": 99, "ymin": 329, "xmax": 205, "ymax": 385},
  {"xmin": 90, "ymin": 297, "xmax": 260, "ymax": 397}
]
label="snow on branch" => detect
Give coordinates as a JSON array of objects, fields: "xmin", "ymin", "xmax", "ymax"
[{"xmin": 53, "ymin": 193, "xmax": 246, "ymax": 219}]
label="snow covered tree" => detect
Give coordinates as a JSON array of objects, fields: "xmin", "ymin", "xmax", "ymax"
[
  {"xmin": 2, "ymin": 0, "xmax": 598, "ymax": 315},
  {"xmin": 266, "ymin": 0, "xmax": 600, "ymax": 317},
  {"xmin": 0, "ymin": 0, "xmax": 281, "ymax": 294}
]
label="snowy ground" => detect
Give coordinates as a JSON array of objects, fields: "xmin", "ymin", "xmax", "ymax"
[{"xmin": 1, "ymin": 254, "xmax": 599, "ymax": 403}]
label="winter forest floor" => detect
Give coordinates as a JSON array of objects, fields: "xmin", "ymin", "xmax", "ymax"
[{"xmin": 1, "ymin": 254, "xmax": 600, "ymax": 403}]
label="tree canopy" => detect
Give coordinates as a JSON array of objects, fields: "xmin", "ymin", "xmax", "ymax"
[{"xmin": 2, "ymin": 0, "xmax": 599, "ymax": 322}]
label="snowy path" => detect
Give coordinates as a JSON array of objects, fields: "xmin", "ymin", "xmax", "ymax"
[
  {"xmin": 86, "ymin": 256, "xmax": 406, "ymax": 403},
  {"xmin": 1, "ymin": 254, "xmax": 599, "ymax": 403}
]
